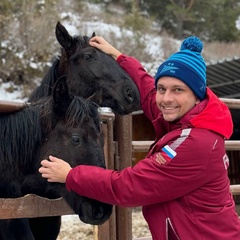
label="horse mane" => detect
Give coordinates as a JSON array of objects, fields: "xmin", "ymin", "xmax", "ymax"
[
  {"xmin": 0, "ymin": 105, "xmax": 42, "ymax": 172},
  {"xmin": 28, "ymin": 59, "xmax": 60, "ymax": 102}
]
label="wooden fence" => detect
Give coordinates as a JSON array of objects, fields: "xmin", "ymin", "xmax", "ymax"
[{"xmin": 0, "ymin": 98, "xmax": 240, "ymax": 240}]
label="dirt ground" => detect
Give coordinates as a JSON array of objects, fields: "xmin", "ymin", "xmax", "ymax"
[
  {"xmin": 57, "ymin": 207, "xmax": 151, "ymax": 240},
  {"xmin": 57, "ymin": 205, "xmax": 240, "ymax": 239}
]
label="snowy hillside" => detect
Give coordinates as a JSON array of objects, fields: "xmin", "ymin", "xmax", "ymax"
[
  {"xmin": 0, "ymin": 2, "xmax": 181, "ymax": 102},
  {"xmin": 7, "ymin": 2, "xmax": 240, "ymax": 102}
]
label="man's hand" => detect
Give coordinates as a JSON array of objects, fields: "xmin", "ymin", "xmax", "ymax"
[
  {"xmin": 89, "ymin": 36, "xmax": 122, "ymax": 60},
  {"xmin": 39, "ymin": 155, "xmax": 72, "ymax": 183}
]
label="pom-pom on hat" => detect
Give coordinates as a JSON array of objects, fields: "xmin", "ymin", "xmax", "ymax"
[{"xmin": 155, "ymin": 36, "xmax": 206, "ymax": 100}]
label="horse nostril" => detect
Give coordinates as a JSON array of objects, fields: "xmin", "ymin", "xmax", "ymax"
[
  {"xmin": 92, "ymin": 206, "xmax": 104, "ymax": 219},
  {"xmin": 126, "ymin": 89, "xmax": 134, "ymax": 103}
]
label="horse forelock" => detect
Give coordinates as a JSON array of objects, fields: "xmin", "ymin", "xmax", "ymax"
[
  {"xmin": 39, "ymin": 95, "xmax": 101, "ymax": 134},
  {"xmin": 73, "ymin": 34, "xmax": 90, "ymax": 47},
  {"xmin": 66, "ymin": 97, "xmax": 101, "ymax": 132}
]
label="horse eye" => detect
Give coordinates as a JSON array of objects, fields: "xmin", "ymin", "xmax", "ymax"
[
  {"xmin": 83, "ymin": 54, "xmax": 92, "ymax": 62},
  {"xmin": 71, "ymin": 135, "xmax": 80, "ymax": 145}
]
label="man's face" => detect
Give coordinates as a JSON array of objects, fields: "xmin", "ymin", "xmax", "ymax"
[{"xmin": 156, "ymin": 76, "xmax": 200, "ymax": 122}]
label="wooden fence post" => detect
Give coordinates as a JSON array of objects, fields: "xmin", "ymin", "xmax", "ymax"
[
  {"xmin": 114, "ymin": 114, "xmax": 133, "ymax": 240},
  {"xmin": 96, "ymin": 111, "xmax": 117, "ymax": 240}
]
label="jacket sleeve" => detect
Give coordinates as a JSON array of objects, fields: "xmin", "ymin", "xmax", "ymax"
[
  {"xmin": 116, "ymin": 54, "xmax": 160, "ymax": 121},
  {"xmin": 65, "ymin": 129, "xmax": 224, "ymax": 208}
]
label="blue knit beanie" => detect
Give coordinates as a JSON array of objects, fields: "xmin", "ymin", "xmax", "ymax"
[{"xmin": 155, "ymin": 36, "xmax": 206, "ymax": 100}]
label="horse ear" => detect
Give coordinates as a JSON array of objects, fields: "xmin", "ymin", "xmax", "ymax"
[
  {"xmin": 53, "ymin": 75, "xmax": 72, "ymax": 115},
  {"xmin": 55, "ymin": 21, "xmax": 74, "ymax": 50}
]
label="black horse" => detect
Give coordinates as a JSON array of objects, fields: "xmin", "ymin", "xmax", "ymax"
[
  {"xmin": 26, "ymin": 21, "xmax": 139, "ymax": 239},
  {"xmin": 28, "ymin": 21, "xmax": 140, "ymax": 115},
  {"xmin": 0, "ymin": 76, "xmax": 112, "ymax": 240}
]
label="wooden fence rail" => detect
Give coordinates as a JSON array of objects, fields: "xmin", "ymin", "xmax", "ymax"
[
  {"xmin": 219, "ymin": 98, "xmax": 240, "ymax": 109},
  {"xmin": 1, "ymin": 183, "xmax": 240, "ymax": 220},
  {"xmin": 0, "ymin": 195, "xmax": 73, "ymax": 219}
]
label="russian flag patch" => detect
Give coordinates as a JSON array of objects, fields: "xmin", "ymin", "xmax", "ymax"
[{"xmin": 161, "ymin": 145, "xmax": 177, "ymax": 162}]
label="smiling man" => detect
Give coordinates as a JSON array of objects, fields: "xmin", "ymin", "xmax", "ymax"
[{"xmin": 156, "ymin": 76, "xmax": 200, "ymax": 122}]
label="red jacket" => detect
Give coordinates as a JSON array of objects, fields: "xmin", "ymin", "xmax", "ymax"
[{"xmin": 66, "ymin": 55, "xmax": 240, "ymax": 239}]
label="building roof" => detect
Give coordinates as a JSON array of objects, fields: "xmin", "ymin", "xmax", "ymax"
[
  {"xmin": 206, "ymin": 57, "xmax": 240, "ymax": 138},
  {"xmin": 207, "ymin": 57, "xmax": 240, "ymax": 98}
]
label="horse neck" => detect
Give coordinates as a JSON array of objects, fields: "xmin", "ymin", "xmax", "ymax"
[{"xmin": 28, "ymin": 59, "xmax": 60, "ymax": 102}]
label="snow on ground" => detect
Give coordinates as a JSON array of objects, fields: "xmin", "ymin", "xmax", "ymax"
[
  {"xmin": 0, "ymin": 81, "xmax": 27, "ymax": 102},
  {"xmin": 58, "ymin": 208, "xmax": 151, "ymax": 240}
]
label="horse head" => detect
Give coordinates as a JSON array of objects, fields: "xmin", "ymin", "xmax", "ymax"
[
  {"xmin": 21, "ymin": 76, "xmax": 113, "ymax": 225},
  {"xmin": 29, "ymin": 21, "xmax": 140, "ymax": 115}
]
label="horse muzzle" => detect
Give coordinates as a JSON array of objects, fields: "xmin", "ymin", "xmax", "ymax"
[{"xmin": 78, "ymin": 197, "xmax": 113, "ymax": 225}]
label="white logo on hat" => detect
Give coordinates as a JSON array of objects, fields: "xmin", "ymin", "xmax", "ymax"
[{"xmin": 160, "ymin": 64, "xmax": 179, "ymax": 74}]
